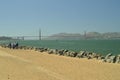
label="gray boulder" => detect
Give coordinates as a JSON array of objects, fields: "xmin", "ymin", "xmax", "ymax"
[
  {"xmin": 76, "ymin": 51, "xmax": 94, "ymax": 59},
  {"xmin": 48, "ymin": 49, "xmax": 57, "ymax": 54},
  {"xmin": 116, "ymin": 55, "xmax": 120, "ymax": 63},
  {"xmin": 64, "ymin": 51, "xmax": 77, "ymax": 57},
  {"xmin": 110, "ymin": 56, "xmax": 116, "ymax": 63},
  {"xmin": 76, "ymin": 51, "xmax": 86, "ymax": 58},
  {"xmin": 97, "ymin": 56, "xmax": 105, "ymax": 60},
  {"xmin": 105, "ymin": 53, "xmax": 112, "ymax": 60},
  {"xmin": 57, "ymin": 49, "xmax": 64, "ymax": 55},
  {"xmin": 104, "ymin": 53, "xmax": 116, "ymax": 63}
]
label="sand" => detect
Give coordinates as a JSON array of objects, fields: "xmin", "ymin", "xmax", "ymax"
[{"xmin": 0, "ymin": 47, "xmax": 120, "ymax": 80}]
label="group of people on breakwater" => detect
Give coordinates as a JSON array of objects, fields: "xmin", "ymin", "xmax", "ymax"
[
  {"xmin": 0, "ymin": 43, "xmax": 120, "ymax": 64},
  {"xmin": 7, "ymin": 42, "xmax": 19, "ymax": 49}
]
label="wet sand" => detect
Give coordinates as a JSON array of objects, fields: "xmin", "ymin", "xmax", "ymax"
[{"xmin": 0, "ymin": 47, "xmax": 120, "ymax": 80}]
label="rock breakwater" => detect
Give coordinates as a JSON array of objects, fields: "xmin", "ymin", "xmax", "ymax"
[{"xmin": 1, "ymin": 44, "xmax": 120, "ymax": 64}]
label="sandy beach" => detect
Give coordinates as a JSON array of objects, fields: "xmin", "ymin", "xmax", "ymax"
[{"xmin": 0, "ymin": 47, "xmax": 120, "ymax": 80}]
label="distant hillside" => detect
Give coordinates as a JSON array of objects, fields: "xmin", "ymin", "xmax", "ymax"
[
  {"xmin": 0, "ymin": 36, "xmax": 13, "ymax": 40},
  {"xmin": 102, "ymin": 32, "xmax": 120, "ymax": 39},
  {"xmin": 45, "ymin": 32, "xmax": 120, "ymax": 40},
  {"xmin": 45, "ymin": 33, "xmax": 82, "ymax": 40}
]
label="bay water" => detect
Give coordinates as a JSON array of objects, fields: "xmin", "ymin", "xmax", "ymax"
[{"xmin": 0, "ymin": 40, "xmax": 120, "ymax": 55}]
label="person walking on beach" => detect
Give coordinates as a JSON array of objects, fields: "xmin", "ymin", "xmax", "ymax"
[
  {"xmin": 12, "ymin": 42, "xmax": 19, "ymax": 49},
  {"xmin": 15, "ymin": 42, "xmax": 19, "ymax": 49},
  {"xmin": 8, "ymin": 42, "xmax": 12, "ymax": 49},
  {"xmin": 12, "ymin": 42, "xmax": 16, "ymax": 49}
]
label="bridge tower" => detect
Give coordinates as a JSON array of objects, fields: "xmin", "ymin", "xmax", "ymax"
[
  {"xmin": 84, "ymin": 31, "xmax": 87, "ymax": 39},
  {"xmin": 39, "ymin": 28, "xmax": 41, "ymax": 40}
]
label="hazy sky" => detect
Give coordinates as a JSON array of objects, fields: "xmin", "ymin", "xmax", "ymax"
[{"xmin": 0, "ymin": 0, "xmax": 120, "ymax": 36}]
